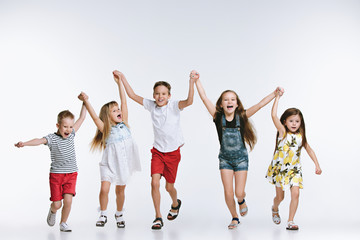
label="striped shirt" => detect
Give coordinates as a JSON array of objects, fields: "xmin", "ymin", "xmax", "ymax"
[{"xmin": 44, "ymin": 129, "xmax": 78, "ymax": 173}]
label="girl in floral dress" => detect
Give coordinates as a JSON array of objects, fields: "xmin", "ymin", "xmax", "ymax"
[{"xmin": 266, "ymin": 89, "xmax": 322, "ymax": 230}]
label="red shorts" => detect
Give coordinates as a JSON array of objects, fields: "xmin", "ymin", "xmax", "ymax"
[
  {"xmin": 151, "ymin": 147, "xmax": 181, "ymax": 184},
  {"xmin": 49, "ymin": 172, "xmax": 78, "ymax": 202}
]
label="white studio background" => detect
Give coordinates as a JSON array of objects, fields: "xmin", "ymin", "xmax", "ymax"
[{"xmin": 1, "ymin": 0, "xmax": 359, "ymax": 239}]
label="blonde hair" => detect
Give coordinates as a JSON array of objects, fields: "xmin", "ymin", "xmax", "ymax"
[
  {"xmin": 57, "ymin": 110, "xmax": 74, "ymax": 124},
  {"xmin": 91, "ymin": 101, "xmax": 125, "ymax": 151},
  {"xmin": 215, "ymin": 90, "xmax": 257, "ymax": 151}
]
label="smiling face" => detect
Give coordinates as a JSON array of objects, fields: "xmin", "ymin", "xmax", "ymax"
[
  {"xmin": 153, "ymin": 85, "xmax": 171, "ymax": 107},
  {"xmin": 284, "ymin": 114, "xmax": 301, "ymax": 133},
  {"xmin": 109, "ymin": 104, "xmax": 122, "ymax": 124},
  {"xmin": 56, "ymin": 117, "xmax": 75, "ymax": 138},
  {"xmin": 220, "ymin": 91, "xmax": 238, "ymax": 115}
]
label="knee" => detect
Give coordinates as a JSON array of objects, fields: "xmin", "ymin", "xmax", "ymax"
[
  {"xmin": 100, "ymin": 187, "xmax": 110, "ymax": 196},
  {"xmin": 224, "ymin": 189, "xmax": 234, "ymax": 200},
  {"xmin": 63, "ymin": 196, "xmax": 73, "ymax": 207},
  {"xmin": 115, "ymin": 185, "xmax": 126, "ymax": 195},
  {"xmin": 165, "ymin": 184, "xmax": 174, "ymax": 193},
  {"xmin": 275, "ymin": 194, "xmax": 284, "ymax": 202},
  {"xmin": 52, "ymin": 201, "xmax": 62, "ymax": 210},
  {"xmin": 291, "ymin": 189, "xmax": 300, "ymax": 200},
  {"xmin": 235, "ymin": 191, "xmax": 245, "ymax": 201},
  {"xmin": 151, "ymin": 179, "xmax": 160, "ymax": 190}
]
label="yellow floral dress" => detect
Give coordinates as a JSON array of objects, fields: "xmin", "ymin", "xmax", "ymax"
[{"xmin": 266, "ymin": 132, "xmax": 303, "ymax": 190}]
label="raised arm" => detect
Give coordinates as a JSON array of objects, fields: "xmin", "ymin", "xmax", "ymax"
[
  {"xmin": 113, "ymin": 70, "xmax": 128, "ymax": 123},
  {"xmin": 116, "ymin": 70, "xmax": 144, "ymax": 106},
  {"xmin": 246, "ymin": 87, "xmax": 284, "ymax": 118},
  {"xmin": 15, "ymin": 138, "xmax": 47, "ymax": 148},
  {"xmin": 73, "ymin": 102, "xmax": 87, "ymax": 132},
  {"xmin": 304, "ymin": 143, "xmax": 322, "ymax": 175},
  {"xmin": 178, "ymin": 70, "xmax": 198, "ymax": 110},
  {"xmin": 195, "ymin": 78, "xmax": 216, "ymax": 118},
  {"xmin": 78, "ymin": 92, "xmax": 104, "ymax": 132},
  {"xmin": 271, "ymin": 92, "xmax": 286, "ymax": 138}
]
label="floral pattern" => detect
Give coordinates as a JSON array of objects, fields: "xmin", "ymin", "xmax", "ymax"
[{"xmin": 266, "ymin": 132, "xmax": 303, "ymax": 190}]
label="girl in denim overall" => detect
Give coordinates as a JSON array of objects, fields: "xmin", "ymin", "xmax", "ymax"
[{"xmin": 195, "ymin": 75, "xmax": 282, "ymax": 229}]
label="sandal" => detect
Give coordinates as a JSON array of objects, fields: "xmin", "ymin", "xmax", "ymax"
[
  {"xmin": 115, "ymin": 213, "xmax": 125, "ymax": 228},
  {"xmin": 238, "ymin": 199, "xmax": 248, "ymax": 217},
  {"xmin": 271, "ymin": 207, "xmax": 281, "ymax": 225},
  {"xmin": 167, "ymin": 199, "xmax": 181, "ymax": 221},
  {"xmin": 151, "ymin": 217, "xmax": 163, "ymax": 230},
  {"xmin": 96, "ymin": 215, "xmax": 107, "ymax": 227},
  {"xmin": 286, "ymin": 221, "xmax": 299, "ymax": 230},
  {"xmin": 228, "ymin": 217, "xmax": 240, "ymax": 229}
]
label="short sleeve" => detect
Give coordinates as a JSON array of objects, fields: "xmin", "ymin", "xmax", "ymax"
[
  {"xmin": 44, "ymin": 134, "xmax": 53, "ymax": 149},
  {"xmin": 143, "ymin": 98, "xmax": 154, "ymax": 111},
  {"xmin": 171, "ymin": 99, "xmax": 181, "ymax": 112}
]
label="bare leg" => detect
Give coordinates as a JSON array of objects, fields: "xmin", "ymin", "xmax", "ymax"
[
  {"xmin": 234, "ymin": 171, "xmax": 248, "ymax": 216},
  {"xmin": 151, "ymin": 174, "xmax": 162, "ymax": 218},
  {"xmin": 272, "ymin": 186, "xmax": 284, "ymax": 220},
  {"xmin": 288, "ymin": 186, "xmax": 299, "ymax": 222},
  {"xmin": 220, "ymin": 169, "xmax": 238, "ymax": 223},
  {"xmin": 99, "ymin": 181, "xmax": 111, "ymax": 211},
  {"xmin": 165, "ymin": 182, "xmax": 178, "ymax": 213},
  {"xmin": 115, "ymin": 185, "xmax": 126, "ymax": 212},
  {"xmin": 60, "ymin": 194, "xmax": 73, "ymax": 223},
  {"xmin": 51, "ymin": 201, "xmax": 62, "ymax": 213},
  {"xmin": 273, "ymin": 186, "xmax": 284, "ymax": 212}
]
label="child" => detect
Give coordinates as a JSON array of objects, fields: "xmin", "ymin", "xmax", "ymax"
[
  {"xmin": 194, "ymin": 77, "xmax": 282, "ymax": 229},
  {"xmin": 14, "ymin": 104, "xmax": 87, "ymax": 232},
  {"xmin": 78, "ymin": 71, "xmax": 141, "ymax": 228},
  {"xmin": 119, "ymin": 70, "xmax": 198, "ymax": 230},
  {"xmin": 266, "ymin": 89, "xmax": 322, "ymax": 230}
]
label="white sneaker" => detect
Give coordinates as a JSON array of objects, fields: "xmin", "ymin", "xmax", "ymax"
[
  {"xmin": 47, "ymin": 208, "xmax": 56, "ymax": 226},
  {"xmin": 60, "ymin": 222, "xmax": 72, "ymax": 232}
]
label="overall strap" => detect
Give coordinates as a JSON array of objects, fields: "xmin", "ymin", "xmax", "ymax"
[
  {"xmin": 235, "ymin": 114, "xmax": 241, "ymax": 128},
  {"xmin": 221, "ymin": 114, "xmax": 227, "ymax": 127}
]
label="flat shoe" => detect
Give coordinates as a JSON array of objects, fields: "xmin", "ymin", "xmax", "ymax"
[
  {"xmin": 228, "ymin": 217, "xmax": 240, "ymax": 229},
  {"xmin": 152, "ymin": 217, "xmax": 163, "ymax": 230},
  {"xmin": 167, "ymin": 199, "xmax": 181, "ymax": 221}
]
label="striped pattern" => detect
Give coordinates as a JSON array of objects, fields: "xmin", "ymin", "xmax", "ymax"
[{"xmin": 44, "ymin": 130, "xmax": 78, "ymax": 173}]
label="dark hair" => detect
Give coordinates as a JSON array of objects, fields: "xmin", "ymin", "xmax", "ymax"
[
  {"xmin": 275, "ymin": 108, "xmax": 307, "ymax": 152},
  {"xmin": 153, "ymin": 81, "xmax": 171, "ymax": 94},
  {"xmin": 57, "ymin": 110, "xmax": 74, "ymax": 124},
  {"xmin": 215, "ymin": 90, "xmax": 257, "ymax": 151}
]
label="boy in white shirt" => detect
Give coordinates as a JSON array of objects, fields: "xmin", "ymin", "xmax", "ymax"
[{"xmin": 119, "ymin": 70, "xmax": 199, "ymax": 229}]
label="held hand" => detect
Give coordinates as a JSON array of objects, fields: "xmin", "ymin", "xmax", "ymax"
[
  {"xmin": 315, "ymin": 167, "xmax": 322, "ymax": 175},
  {"xmin": 78, "ymin": 92, "xmax": 89, "ymax": 101},
  {"xmin": 113, "ymin": 70, "xmax": 124, "ymax": 84},
  {"xmin": 275, "ymin": 87, "xmax": 284, "ymax": 97},
  {"xmin": 190, "ymin": 70, "xmax": 199, "ymax": 81},
  {"xmin": 14, "ymin": 141, "xmax": 24, "ymax": 148}
]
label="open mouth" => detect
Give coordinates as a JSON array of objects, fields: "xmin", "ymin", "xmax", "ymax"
[
  {"xmin": 227, "ymin": 106, "xmax": 234, "ymax": 110},
  {"xmin": 64, "ymin": 132, "xmax": 70, "ymax": 136},
  {"xmin": 117, "ymin": 114, "xmax": 122, "ymax": 119}
]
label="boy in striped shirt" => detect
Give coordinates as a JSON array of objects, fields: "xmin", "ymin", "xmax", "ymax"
[{"xmin": 15, "ymin": 105, "xmax": 86, "ymax": 232}]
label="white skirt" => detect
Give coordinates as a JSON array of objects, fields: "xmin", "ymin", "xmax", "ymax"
[{"xmin": 100, "ymin": 137, "xmax": 141, "ymax": 185}]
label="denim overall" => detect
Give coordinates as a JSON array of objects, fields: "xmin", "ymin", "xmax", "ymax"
[{"xmin": 218, "ymin": 114, "xmax": 249, "ymax": 171}]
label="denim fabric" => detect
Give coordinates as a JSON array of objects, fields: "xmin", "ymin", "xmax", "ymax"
[
  {"xmin": 106, "ymin": 122, "xmax": 131, "ymax": 145},
  {"xmin": 218, "ymin": 114, "xmax": 248, "ymax": 171}
]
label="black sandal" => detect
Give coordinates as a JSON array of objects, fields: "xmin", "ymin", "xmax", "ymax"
[
  {"xmin": 151, "ymin": 217, "xmax": 163, "ymax": 230},
  {"xmin": 96, "ymin": 215, "xmax": 107, "ymax": 227},
  {"xmin": 167, "ymin": 199, "xmax": 182, "ymax": 221}
]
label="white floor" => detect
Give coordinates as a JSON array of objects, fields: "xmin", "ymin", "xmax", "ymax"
[{"xmin": 3, "ymin": 215, "xmax": 359, "ymax": 240}]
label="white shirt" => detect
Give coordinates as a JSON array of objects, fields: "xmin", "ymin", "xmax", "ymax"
[{"xmin": 143, "ymin": 98, "xmax": 184, "ymax": 153}]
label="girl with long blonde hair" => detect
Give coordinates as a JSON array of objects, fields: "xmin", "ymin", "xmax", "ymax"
[{"xmin": 78, "ymin": 71, "xmax": 141, "ymax": 228}]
